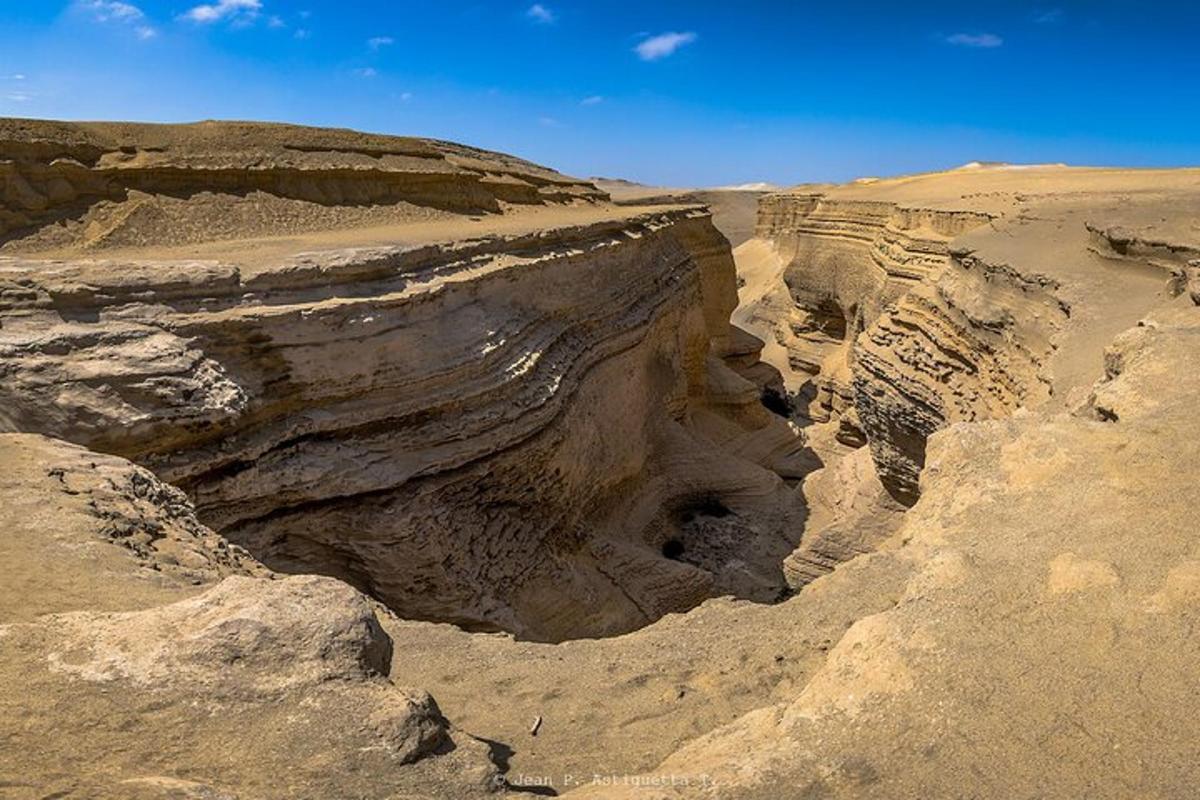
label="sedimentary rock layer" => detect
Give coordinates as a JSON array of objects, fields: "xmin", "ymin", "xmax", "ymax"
[
  {"xmin": 0, "ymin": 118, "xmax": 605, "ymax": 248},
  {"xmin": 741, "ymin": 194, "xmax": 991, "ymax": 438},
  {"xmin": 0, "ymin": 120, "xmax": 805, "ymax": 643},
  {"xmin": 576, "ymin": 304, "xmax": 1200, "ymax": 799},
  {"xmin": 851, "ymin": 245, "xmax": 1067, "ymax": 503},
  {"xmin": 740, "ymin": 167, "xmax": 1196, "ymax": 506}
]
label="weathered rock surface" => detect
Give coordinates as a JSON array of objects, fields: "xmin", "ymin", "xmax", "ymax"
[
  {"xmin": 1, "ymin": 120, "xmax": 806, "ymax": 642},
  {"xmin": 0, "ymin": 118, "xmax": 605, "ymax": 249},
  {"xmin": 0, "ymin": 433, "xmax": 500, "ymax": 799},
  {"xmin": 571, "ymin": 303, "xmax": 1200, "ymax": 799},
  {"xmin": 738, "ymin": 166, "xmax": 1197, "ymax": 555}
]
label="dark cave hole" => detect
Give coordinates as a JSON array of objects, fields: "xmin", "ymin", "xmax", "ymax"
[
  {"xmin": 816, "ymin": 297, "xmax": 849, "ymax": 341},
  {"xmin": 662, "ymin": 538, "xmax": 686, "ymax": 561},
  {"xmin": 678, "ymin": 496, "xmax": 734, "ymax": 525},
  {"xmin": 760, "ymin": 387, "xmax": 793, "ymax": 418},
  {"xmin": 695, "ymin": 496, "xmax": 733, "ymax": 518}
]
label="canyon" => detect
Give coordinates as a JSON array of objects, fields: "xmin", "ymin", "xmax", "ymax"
[{"xmin": 2, "ymin": 120, "xmax": 1199, "ymax": 799}]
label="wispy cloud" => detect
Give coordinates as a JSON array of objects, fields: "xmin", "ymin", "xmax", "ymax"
[
  {"xmin": 82, "ymin": 1, "xmax": 144, "ymax": 22},
  {"xmin": 526, "ymin": 4, "xmax": 555, "ymax": 24},
  {"xmin": 5, "ymin": 92, "xmax": 32, "ymax": 102},
  {"xmin": 267, "ymin": 14, "xmax": 285, "ymax": 28},
  {"xmin": 79, "ymin": 1, "xmax": 158, "ymax": 38},
  {"xmin": 538, "ymin": 116, "xmax": 562, "ymax": 127},
  {"xmin": 182, "ymin": 0, "xmax": 262, "ymax": 24},
  {"xmin": 1034, "ymin": 8, "xmax": 1064, "ymax": 24},
  {"xmin": 2, "ymin": 74, "xmax": 27, "ymax": 81},
  {"xmin": 944, "ymin": 32, "xmax": 1003, "ymax": 48},
  {"xmin": 580, "ymin": 95, "xmax": 603, "ymax": 106},
  {"xmin": 635, "ymin": 31, "xmax": 697, "ymax": 61},
  {"xmin": 368, "ymin": 36, "xmax": 394, "ymax": 49},
  {"xmin": 294, "ymin": 28, "xmax": 311, "ymax": 39},
  {"xmin": 354, "ymin": 67, "xmax": 378, "ymax": 78}
]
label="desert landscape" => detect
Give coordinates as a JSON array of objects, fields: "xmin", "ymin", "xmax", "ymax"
[
  {"xmin": 2, "ymin": 118, "xmax": 1199, "ymax": 799},
  {"xmin": 2, "ymin": 3, "xmax": 1199, "ymax": 798}
]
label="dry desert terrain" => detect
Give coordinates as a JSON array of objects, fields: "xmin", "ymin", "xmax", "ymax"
[{"xmin": 2, "ymin": 119, "xmax": 1199, "ymax": 799}]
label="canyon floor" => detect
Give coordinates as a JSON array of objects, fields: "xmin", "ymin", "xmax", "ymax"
[{"xmin": 2, "ymin": 121, "xmax": 1199, "ymax": 799}]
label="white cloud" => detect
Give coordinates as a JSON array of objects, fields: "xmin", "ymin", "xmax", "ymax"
[
  {"xmin": 526, "ymin": 4, "xmax": 554, "ymax": 24},
  {"xmin": 944, "ymin": 32, "xmax": 1003, "ymax": 48},
  {"xmin": 580, "ymin": 95, "xmax": 603, "ymax": 106},
  {"xmin": 294, "ymin": 28, "xmax": 311, "ymax": 39},
  {"xmin": 267, "ymin": 15, "xmax": 285, "ymax": 28},
  {"xmin": 79, "ymin": 1, "xmax": 157, "ymax": 39},
  {"xmin": 635, "ymin": 31, "xmax": 697, "ymax": 61},
  {"xmin": 399, "ymin": 92, "xmax": 413, "ymax": 101},
  {"xmin": 82, "ymin": 1, "xmax": 145, "ymax": 22},
  {"xmin": 538, "ymin": 116, "xmax": 562, "ymax": 127},
  {"xmin": 2, "ymin": 74, "xmax": 26, "ymax": 81},
  {"xmin": 1034, "ymin": 8, "xmax": 1063, "ymax": 24},
  {"xmin": 354, "ymin": 67, "xmax": 378, "ymax": 78},
  {"xmin": 368, "ymin": 36, "xmax": 394, "ymax": 49},
  {"xmin": 182, "ymin": 0, "xmax": 262, "ymax": 24},
  {"xmin": 5, "ymin": 92, "xmax": 32, "ymax": 102}
]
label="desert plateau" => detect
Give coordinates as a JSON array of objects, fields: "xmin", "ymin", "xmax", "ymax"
[{"xmin": 2, "ymin": 3, "xmax": 1199, "ymax": 799}]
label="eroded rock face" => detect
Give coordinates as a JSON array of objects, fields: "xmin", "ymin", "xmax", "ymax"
[
  {"xmin": 0, "ymin": 118, "xmax": 605, "ymax": 248},
  {"xmin": 0, "ymin": 433, "xmax": 500, "ymax": 799},
  {"xmin": 745, "ymin": 193, "xmax": 992, "ymax": 434},
  {"xmin": 851, "ymin": 247, "xmax": 1067, "ymax": 503},
  {"xmin": 739, "ymin": 167, "xmax": 1194, "ymax": 511},
  {"xmin": 576, "ymin": 305, "xmax": 1200, "ymax": 799},
  {"xmin": 0, "ymin": 120, "xmax": 806, "ymax": 642}
]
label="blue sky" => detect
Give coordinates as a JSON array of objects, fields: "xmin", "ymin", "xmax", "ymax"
[{"xmin": 1, "ymin": 1, "xmax": 1197, "ymax": 185}]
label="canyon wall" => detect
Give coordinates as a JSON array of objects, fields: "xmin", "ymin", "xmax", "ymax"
[
  {"xmin": 740, "ymin": 170, "xmax": 1185, "ymax": 506},
  {"xmin": 0, "ymin": 121, "xmax": 804, "ymax": 643},
  {"xmin": 851, "ymin": 244, "xmax": 1067, "ymax": 503},
  {"xmin": 742, "ymin": 194, "xmax": 991, "ymax": 447}
]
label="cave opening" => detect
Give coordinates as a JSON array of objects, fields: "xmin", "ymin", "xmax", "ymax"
[
  {"xmin": 678, "ymin": 495, "xmax": 733, "ymax": 524},
  {"xmin": 661, "ymin": 538, "xmax": 686, "ymax": 560},
  {"xmin": 816, "ymin": 297, "xmax": 849, "ymax": 341}
]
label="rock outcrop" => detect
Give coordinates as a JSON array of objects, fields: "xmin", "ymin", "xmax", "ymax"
[
  {"xmin": 0, "ymin": 118, "xmax": 605, "ymax": 249},
  {"xmin": 744, "ymin": 193, "xmax": 991, "ymax": 435},
  {"xmin": 0, "ymin": 433, "xmax": 501, "ymax": 799}
]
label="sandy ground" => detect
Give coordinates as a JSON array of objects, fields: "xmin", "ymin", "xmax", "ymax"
[
  {"xmin": 596, "ymin": 180, "xmax": 768, "ymax": 247},
  {"xmin": 5, "ymin": 202, "xmax": 689, "ymax": 276}
]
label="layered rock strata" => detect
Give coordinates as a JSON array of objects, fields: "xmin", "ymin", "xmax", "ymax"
[
  {"xmin": 739, "ymin": 168, "xmax": 1194, "ymax": 516},
  {"xmin": 743, "ymin": 193, "xmax": 992, "ymax": 435},
  {"xmin": 0, "ymin": 118, "xmax": 605, "ymax": 248},
  {"xmin": 574, "ymin": 303, "xmax": 1200, "ymax": 800},
  {"xmin": 0, "ymin": 120, "xmax": 805, "ymax": 642}
]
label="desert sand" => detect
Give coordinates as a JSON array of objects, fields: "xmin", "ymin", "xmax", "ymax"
[{"xmin": 2, "ymin": 121, "xmax": 1200, "ymax": 799}]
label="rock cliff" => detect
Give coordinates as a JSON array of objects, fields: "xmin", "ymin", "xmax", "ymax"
[
  {"xmin": 1, "ymin": 120, "xmax": 805, "ymax": 643},
  {"xmin": 738, "ymin": 166, "xmax": 1193, "ymax": 518}
]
